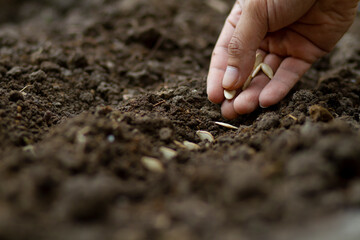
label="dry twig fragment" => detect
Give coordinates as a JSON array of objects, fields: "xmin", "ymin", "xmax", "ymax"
[{"xmin": 288, "ymin": 114, "xmax": 298, "ymax": 121}]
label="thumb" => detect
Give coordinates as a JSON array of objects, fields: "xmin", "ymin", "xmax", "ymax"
[{"xmin": 222, "ymin": 0, "xmax": 268, "ymax": 90}]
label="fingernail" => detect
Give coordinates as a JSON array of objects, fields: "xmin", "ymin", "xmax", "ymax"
[
  {"xmin": 259, "ymin": 103, "xmax": 268, "ymax": 109},
  {"xmin": 222, "ymin": 66, "xmax": 239, "ymax": 89}
]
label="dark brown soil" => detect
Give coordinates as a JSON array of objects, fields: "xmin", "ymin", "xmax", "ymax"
[{"xmin": 1, "ymin": 1, "xmax": 360, "ymax": 239}]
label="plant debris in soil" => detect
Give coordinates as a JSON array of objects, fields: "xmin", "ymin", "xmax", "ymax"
[{"xmin": 0, "ymin": 0, "xmax": 360, "ymax": 239}]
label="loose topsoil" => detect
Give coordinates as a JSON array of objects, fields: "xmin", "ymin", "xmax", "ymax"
[{"xmin": 1, "ymin": 0, "xmax": 360, "ymax": 239}]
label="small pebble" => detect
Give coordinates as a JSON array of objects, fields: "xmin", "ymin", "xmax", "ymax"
[
  {"xmin": 79, "ymin": 92, "xmax": 94, "ymax": 103},
  {"xmin": 7, "ymin": 66, "xmax": 22, "ymax": 76},
  {"xmin": 41, "ymin": 61, "xmax": 61, "ymax": 72},
  {"xmin": 159, "ymin": 128, "xmax": 173, "ymax": 141},
  {"xmin": 107, "ymin": 135, "xmax": 115, "ymax": 143},
  {"xmin": 29, "ymin": 70, "xmax": 47, "ymax": 82},
  {"xmin": 309, "ymin": 105, "xmax": 334, "ymax": 122}
]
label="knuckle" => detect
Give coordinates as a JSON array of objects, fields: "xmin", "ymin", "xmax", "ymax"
[
  {"xmin": 245, "ymin": 0, "xmax": 268, "ymax": 22},
  {"xmin": 228, "ymin": 35, "xmax": 245, "ymax": 57},
  {"xmin": 246, "ymin": 0, "xmax": 265, "ymax": 11}
]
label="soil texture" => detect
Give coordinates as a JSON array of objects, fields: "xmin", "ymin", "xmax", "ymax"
[{"xmin": 1, "ymin": 0, "xmax": 360, "ymax": 239}]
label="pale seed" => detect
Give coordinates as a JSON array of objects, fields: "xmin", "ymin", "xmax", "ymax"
[
  {"xmin": 254, "ymin": 53, "xmax": 264, "ymax": 69},
  {"xmin": 224, "ymin": 89, "xmax": 236, "ymax": 100},
  {"xmin": 174, "ymin": 140, "xmax": 186, "ymax": 148},
  {"xmin": 159, "ymin": 147, "xmax": 177, "ymax": 160},
  {"xmin": 214, "ymin": 121, "xmax": 239, "ymax": 130},
  {"xmin": 196, "ymin": 130, "xmax": 215, "ymax": 142},
  {"xmin": 242, "ymin": 75, "xmax": 252, "ymax": 90},
  {"xmin": 260, "ymin": 63, "xmax": 274, "ymax": 79},
  {"xmin": 183, "ymin": 141, "xmax": 200, "ymax": 150},
  {"xmin": 243, "ymin": 53, "xmax": 264, "ymax": 91},
  {"xmin": 141, "ymin": 157, "xmax": 164, "ymax": 173},
  {"xmin": 251, "ymin": 64, "xmax": 262, "ymax": 78}
]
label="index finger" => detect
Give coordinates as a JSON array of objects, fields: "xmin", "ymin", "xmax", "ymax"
[{"xmin": 207, "ymin": 1, "xmax": 243, "ymax": 104}]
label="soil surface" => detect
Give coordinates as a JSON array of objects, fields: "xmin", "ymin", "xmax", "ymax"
[{"xmin": 1, "ymin": 1, "xmax": 360, "ymax": 239}]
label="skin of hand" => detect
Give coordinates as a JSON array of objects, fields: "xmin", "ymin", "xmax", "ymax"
[{"xmin": 207, "ymin": 0, "xmax": 359, "ymax": 119}]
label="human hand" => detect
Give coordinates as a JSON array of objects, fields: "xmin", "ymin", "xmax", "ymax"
[{"xmin": 207, "ymin": 0, "xmax": 359, "ymax": 119}]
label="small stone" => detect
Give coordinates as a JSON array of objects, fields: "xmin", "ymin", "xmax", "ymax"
[
  {"xmin": 309, "ymin": 105, "xmax": 334, "ymax": 122},
  {"xmin": 29, "ymin": 70, "xmax": 47, "ymax": 82},
  {"xmin": 107, "ymin": 135, "xmax": 115, "ymax": 143},
  {"xmin": 159, "ymin": 128, "xmax": 173, "ymax": 141},
  {"xmin": 7, "ymin": 66, "xmax": 22, "ymax": 76},
  {"xmin": 257, "ymin": 112, "xmax": 280, "ymax": 130},
  {"xmin": 79, "ymin": 92, "xmax": 94, "ymax": 103},
  {"xmin": 41, "ymin": 61, "xmax": 61, "ymax": 72}
]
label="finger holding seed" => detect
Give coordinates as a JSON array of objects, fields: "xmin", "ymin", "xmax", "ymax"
[
  {"xmin": 223, "ymin": 53, "xmax": 282, "ymax": 117},
  {"xmin": 259, "ymin": 57, "xmax": 311, "ymax": 108},
  {"xmin": 207, "ymin": 1, "xmax": 243, "ymax": 104},
  {"xmin": 224, "ymin": 89, "xmax": 237, "ymax": 100},
  {"xmin": 224, "ymin": 51, "xmax": 265, "ymax": 100},
  {"xmin": 242, "ymin": 52, "xmax": 264, "ymax": 91}
]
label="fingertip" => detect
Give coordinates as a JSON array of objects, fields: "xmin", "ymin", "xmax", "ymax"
[
  {"xmin": 258, "ymin": 88, "xmax": 280, "ymax": 108},
  {"xmin": 233, "ymin": 92, "xmax": 259, "ymax": 115},
  {"xmin": 221, "ymin": 100, "xmax": 238, "ymax": 120},
  {"xmin": 207, "ymin": 70, "xmax": 225, "ymax": 103},
  {"xmin": 259, "ymin": 103, "xmax": 269, "ymax": 109},
  {"xmin": 207, "ymin": 86, "xmax": 224, "ymax": 104},
  {"xmin": 222, "ymin": 66, "xmax": 240, "ymax": 89}
]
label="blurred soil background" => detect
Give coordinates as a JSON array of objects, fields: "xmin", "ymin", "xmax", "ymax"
[{"xmin": 0, "ymin": 0, "xmax": 360, "ymax": 239}]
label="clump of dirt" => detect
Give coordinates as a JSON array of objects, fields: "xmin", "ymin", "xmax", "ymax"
[{"xmin": 0, "ymin": 1, "xmax": 360, "ymax": 239}]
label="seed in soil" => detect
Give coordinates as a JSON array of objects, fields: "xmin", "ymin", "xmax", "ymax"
[
  {"xmin": 159, "ymin": 147, "xmax": 177, "ymax": 160},
  {"xmin": 141, "ymin": 157, "xmax": 164, "ymax": 173},
  {"xmin": 183, "ymin": 141, "xmax": 200, "ymax": 150},
  {"xmin": 214, "ymin": 121, "xmax": 239, "ymax": 130},
  {"xmin": 196, "ymin": 130, "xmax": 215, "ymax": 142}
]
